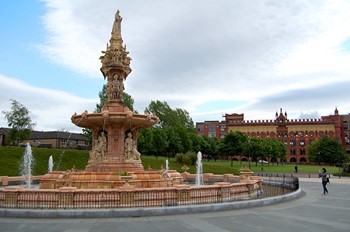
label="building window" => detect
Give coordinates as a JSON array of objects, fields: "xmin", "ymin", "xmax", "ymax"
[
  {"xmin": 208, "ymin": 133, "xmax": 216, "ymax": 138},
  {"xmin": 197, "ymin": 125, "xmax": 204, "ymax": 132},
  {"xmin": 208, "ymin": 125, "xmax": 216, "ymax": 132}
]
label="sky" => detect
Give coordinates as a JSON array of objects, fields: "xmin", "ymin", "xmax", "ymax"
[{"xmin": 1, "ymin": 0, "xmax": 350, "ymax": 133}]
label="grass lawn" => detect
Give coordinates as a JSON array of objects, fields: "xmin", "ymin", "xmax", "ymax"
[
  {"xmin": 0, "ymin": 146, "xmax": 341, "ymax": 176},
  {"xmin": 141, "ymin": 156, "xmax": 341, "ymax": 175}
]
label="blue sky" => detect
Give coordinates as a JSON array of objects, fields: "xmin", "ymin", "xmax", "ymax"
[{"xmin": 1, "ymin": 0, "xmax": 350, "ymax": 132}]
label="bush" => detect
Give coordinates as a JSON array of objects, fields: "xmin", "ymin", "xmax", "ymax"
[
  {"xmin": 175, "ymin": 152, "xmax": 197, "ymax": 166},
  {"xmin": 341, "ymin": 163, "xmax": 350, "ymax": 174}
]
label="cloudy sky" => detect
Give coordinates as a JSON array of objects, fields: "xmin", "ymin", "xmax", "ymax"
[{"xmin": 1, "ymin": 0, "xmax": 350, "ymax": 133}]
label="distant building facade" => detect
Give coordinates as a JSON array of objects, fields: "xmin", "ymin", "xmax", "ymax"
[
  {"xmin": 0, "ymin": 128, "xmax": 89, "ymax": 150},
  {"xmin": 196, "ymin": 108, "xmax": 347, "ymax": 163}
]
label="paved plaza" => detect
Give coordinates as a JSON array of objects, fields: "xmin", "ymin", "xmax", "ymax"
[{"xmin": 0, "ymin": 177, "xmax": 349, "ymax": 232}]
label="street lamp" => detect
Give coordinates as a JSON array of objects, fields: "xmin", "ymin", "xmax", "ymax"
[{"xmin": 248, "ymin": 139, "xmax": 251, "ymax": 169}]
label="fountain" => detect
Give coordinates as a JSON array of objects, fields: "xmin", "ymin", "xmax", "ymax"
[
  {"xmin": 48, "ymin": 155, "xmax": 53, "ymax": 172},
  {"xmin": 165, "ymin": 159, "xmax": 169, "ymax": 171},
  {"xmin": 0, "ymin": 10, "xmax": 265, "ymax": 212},
  {"xmin": 195, "ymin": 151, "xmax": 203, "ymax": 186},
  {"xmin": 20, "ymin": 143, "xmax": 34, "ymax": 188},
  {"xmin": 39, "ymin": 10, "xmax": 180, "ymax": 190}
]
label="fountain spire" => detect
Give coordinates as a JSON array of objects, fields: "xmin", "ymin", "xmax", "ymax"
[
  {"xmin": 110, "ymin": 10, "xmax": 123, "ymax": 50},
  {"xmin": 70, "ymin": 9, "xmax": 158, "ymax": 174},
  {"xmin": 99, "ymin": 10, "xmax": 132, "ymax": 103}
]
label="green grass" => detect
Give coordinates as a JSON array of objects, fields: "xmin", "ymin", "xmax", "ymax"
[
  {"xmin": 0, "ymin": 146, "xmax": 89, "ymax": 176},
  {"xmin": 0, "ymin": 146, "xmax": 340, "ymax": 176},
  {"xmin": 141, "ymin": 156, "xmax": 340, "ymax": 175}
]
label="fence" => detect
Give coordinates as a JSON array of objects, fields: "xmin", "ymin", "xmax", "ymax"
[
  {"xmin": 0, "ymin": 176, "xmax": 298, "ymax": 210},
  {"xmin": 258, "ymin": 175, "xmax": 299, "ymax": 197}
]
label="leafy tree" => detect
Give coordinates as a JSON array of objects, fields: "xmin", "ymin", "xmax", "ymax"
[
  {"xmin": 175, "ymin": 126, "xmax": 193, "ymax": 153},
  {"xmin": 2, "ymin": 99, "xmax": 36, "ymax": 145},
  {"xmin": 220, "ymin": 131, "xmax": 245, "ymax": 165},
  {"xmin": 307, "ymin": 136, "xmax": 347, "ymax": 165},
  {"xmin": 137, "ymin": 128, "xmax": 154, "ymax": 155},
  {"xmin": 145, "ymin": 100, "xmax": 193, "ymax": 129},
  {"xmin": 277, "ymin": 140, "xmax": 287, "ymax": 164},
  {"xmin": 152, "ymin": 127, "xmax": 168, "ymax": 157},
  {"xmin": 190, "ymin": 133, "xmax": 207, "ymax": 154},
  {"xmin": 95, "ymin": 84, "xmax": 108, "ymax": 113},
  {"xmin": 164, "ymin": 127, "xmax": 183, "ymax": 156},
  {"xmin": 204, "ymin": 136, "xmax": 221, "ymax": 160},
  {"xmin": 248, "ymin": 138, "xmax": 263, "ymax": 166}
]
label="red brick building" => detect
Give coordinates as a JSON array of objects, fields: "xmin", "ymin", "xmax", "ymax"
[
  {"xmin": 0, "ymin": 128, "xmax": 89, "ymax": 149},
  {"xmin": 196, "ymin": 108, "xmax": 347, "ymax": 163}
]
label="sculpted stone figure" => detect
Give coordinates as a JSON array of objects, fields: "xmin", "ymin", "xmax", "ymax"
[
  {"xmin": 112, "ymin": 74, "xmax": 124, "ymax": 101},
  {"xmin": 124, "ymin": 132, "xmax": 133, "ymax": 160},
  {"xmin": 90, "ymin": 131, "xmax": 107, "ymax": 161},
  {"xmin": 124, "ymin": 132, "xmax": 141, "ymax": 160}
]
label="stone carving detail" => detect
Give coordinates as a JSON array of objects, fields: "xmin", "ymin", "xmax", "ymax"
[
  {"xmin": 124, "ymin": 132, "xmax": 141, "ymax": 160},
  {"xmin": 99, "ymin": 10, "xmax": 131, "ymax": 81},
  {"xmin": 112, "ymin": 74, "xmax": 124, "ymax": 101},
  {"xmin": 90, "ymin": 131, "xmax": 107, "ymax": 161}
]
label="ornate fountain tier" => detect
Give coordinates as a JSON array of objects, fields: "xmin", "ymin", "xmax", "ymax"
[
  {"xmin": 71, "ymin": 107, "xmax": 158, "ymax": 130},
  {"xmin": 70, "ymin": 99, "xmax": 158, "ymax": 173}
]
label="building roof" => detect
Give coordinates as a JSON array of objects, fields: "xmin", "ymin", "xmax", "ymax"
[
  {"xmin": 0, "ymin": 127, "xmax": 87, "ymax": 141},
  {"xmin": 30, "ymin": 130, "xmax": 87, "ymax": 141}
]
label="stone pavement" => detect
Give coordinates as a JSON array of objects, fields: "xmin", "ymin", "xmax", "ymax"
[{"xmin": 0, "ymin": 178, "xmax": 349, "ymax": 232}]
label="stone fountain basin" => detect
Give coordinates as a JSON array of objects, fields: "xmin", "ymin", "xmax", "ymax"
[{"xmin": 71, "ymin": 112, "xmax": 158, "ymax": 128}]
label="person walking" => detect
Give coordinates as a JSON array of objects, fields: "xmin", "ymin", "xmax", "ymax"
[{"xmin": 320, "ymin": 168, "xmax": 329, "ymax": 194}]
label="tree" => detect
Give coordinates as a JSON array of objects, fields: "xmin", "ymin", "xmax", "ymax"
[
  {"xmin": 202, "ymin": 136, "xmax": 220, "ymax": 161},
  {"xmin": 145, "ymin": 100, "xmax": 194, "ymax": 129},
  {"xmin": 137, "ymin": 128, "xmax": 154, "ymax": 155},
  {"xmin": 152, "ymin": 127, "xmax": 168, "ymax": 157},
  {"xmin": 164, "ymin": 127, "xmax": 183, "ymax": 156},
  {"xmin": 307, "ymin": 136, "xmax": 347, "ymax": 165},
  {"xmin": 2, "ymin": 99, "xmax": 36, "ymax": 145},
  {"xmin": 220, "ymin": 131, "xmax": 245, "ymax": 166}
]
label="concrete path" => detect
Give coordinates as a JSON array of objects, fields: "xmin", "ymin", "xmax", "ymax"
[{"xmin": 0, "ymin": 178, "xmax": 349, "ymax": 232}]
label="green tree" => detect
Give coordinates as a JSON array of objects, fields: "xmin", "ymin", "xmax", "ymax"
[
  {"xmin": 220, "ymin": 131, "xmax": 245, "ymax": 166},
  {"xmin": 190, "ymin": 133, "xmax": 206, "ymax": 154},
  {"xmin": 95, "ymin": 84, "xmax": 108, "ymax": 113},
  {"xmin": 307, "ymin": 136, "xmax": 347, "ymax": 165},
  {"xmin": 152, "ymin": 127, "xmax": 169, "ymax": 157},
  {"xmin": 165, "ymin": 127, "xmax": 183, "ymax": 156},
  {"xmin": 175, "ymin": 126, "xmax": 193, "ymax": 153},
  {"xmin": 145, "ymin": 100, "xmax": 193, "ymax": 129},
  {"xmin": 138, "ymin": 128, "xmax": 154, "ymax": 155},
  {"xmin": 202, "ymin": 136, "xmax": 220, "ymax": 161},
  {"xmin": 2, "ymin": 99, "xmax": 36, "ymax": 145},
  {"xmin": 248, "ymin": 138, "xmax": 263, "ymax": 166}
]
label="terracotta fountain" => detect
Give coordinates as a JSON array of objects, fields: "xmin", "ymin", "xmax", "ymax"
[
  {"xmin": 39, "ymin": 10, "xmax": 183, "ymax": 189},
  {"xmin": 0, "ymin": 11, "xmax": 265, "ymax": 213},
  {"xmin": 0, "ymin": 11, "xmax": 264, "ymax": 210}
]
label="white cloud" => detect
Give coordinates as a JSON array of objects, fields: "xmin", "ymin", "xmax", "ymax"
[
  {"xmin": 33, "ymin": 0, "xmax": 350, "ymax": 124},
  {"xmin": 0, "ymin": 74, "xmax": 97, "ymax": 132}
]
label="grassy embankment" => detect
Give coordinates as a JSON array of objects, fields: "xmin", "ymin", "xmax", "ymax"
[{"xmin": 0, "ymin": 146, "xmax": 340, "ymax": 176}]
